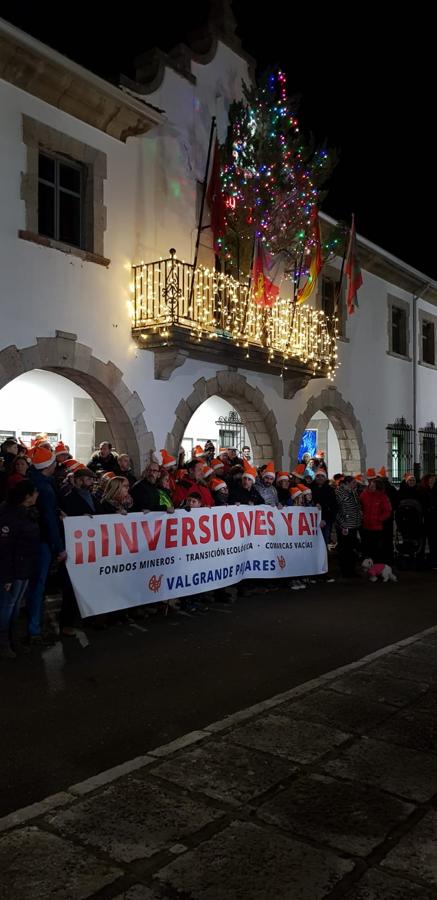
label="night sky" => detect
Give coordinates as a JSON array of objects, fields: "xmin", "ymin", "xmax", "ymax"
[{"xmin": 2, "ymin": 3, "xmax": 432, "ymax": 277}]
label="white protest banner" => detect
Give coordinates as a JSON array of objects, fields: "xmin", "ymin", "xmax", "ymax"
[{"xmin": 64, "ymin": 505, "xmax": 328, "ymax": 617}]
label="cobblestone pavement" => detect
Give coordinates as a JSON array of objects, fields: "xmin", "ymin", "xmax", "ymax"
[{"xmin": 2, "ymin": 627, "xmax": 437, "ymax": 899}]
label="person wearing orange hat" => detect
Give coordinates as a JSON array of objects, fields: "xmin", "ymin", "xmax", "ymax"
[
  {"xmin": 292, "ymin": 463, "xmax": 306, "ymax": 482},
  {"xmin": 229, "ymin": 459, "xmax": 261, "ymax": 505},
  {"xmin": 254, "ymin": 462, "xmax": 279, "ymax": 507},
  {"xmin": 209, "ymin": 477, "xmax": 229, "ymax": 505},
  {"xmin": 290, "ymin": 485, "xmax": 303, "ymax": 506},
  {"xmin": 366, "ymin": 468, "xmax": 377, "ymax": 480},
  {"xmin": 26, "ymin": 446, "xmax": 66, "ymax": 644}
]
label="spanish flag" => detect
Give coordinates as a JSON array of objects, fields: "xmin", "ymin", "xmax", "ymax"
[
  {"xmin": 296, "ymin": 214, "xmax": 322, "ymax": 305},
  {"xmin": 251, "ymin": 240, "xmax": 284, "ymax": 308}
]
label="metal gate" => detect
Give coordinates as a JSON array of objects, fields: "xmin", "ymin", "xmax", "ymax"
[
  {"xmin": 216, "ymin": 411, "xmax": 245, "ymax": 451},
  {"xmin": 419, "ymin": 422, "xmax": 437, "ymax": 475},
  {"xmin": 387, "ymin": 417, "xmax": 414, "ymax": 484}
]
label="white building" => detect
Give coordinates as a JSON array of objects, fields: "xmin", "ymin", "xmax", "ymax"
[{"xmin": 0, "ymin": 12, "xmax": 437, "ymax": 481}]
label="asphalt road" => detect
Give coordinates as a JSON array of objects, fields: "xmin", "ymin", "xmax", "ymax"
[{"xmin": 2, "ymin": 571, "xmax": 437, "ymax": 817}]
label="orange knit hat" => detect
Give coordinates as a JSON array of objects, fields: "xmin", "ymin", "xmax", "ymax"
[
  {"xmin": 160, "ymin": 449, "xmax": 177, "ymax": 469},
  {"xmin": 55, "ymin": 441, "xmax": 68, "ymax": 458},
  {"xmin": 292, "ymin": 463, "xmax": 306, "ymax": 478},
  {"xmin": 193, "ymin": 445, "xmax": 206, "ymax": 459},
  {"xmin": 242, "ymin": 459, "xmax": 257, "ymax": 482},
  {"xmin": 354, "ymin": 474, "xmax": 364, "ymax": 483},
  {"xmin": 378, "ymin": 466, "xmax": 387, "ymax": 478},
  {"xmin": 290, "ymin": 486, "xmax": 302, "ymax": 496},
  {"xmin": 31, "ymin": 446, "xmax": 56, "ymax": 470},
  {"xmin": 366, "ymin": 468, "xmax": 377, "ymax": 479},
  {"xmin": 263, "ymin": 461, "xmax": 275, "ymax": 478},
  {"xmin": 63, "ymin": 459, "xmax": 84, "ymax": 474},
  {"xmin": 209, "ymin": 478, "xmax": 228, "ymax": 492},
  {"xmin": 211, "ymin": 458, "xmax": 224, "ymax": 471},
  {"xmin": 276, "ymin": 471, "xmax": 291, "ymax": 482}
]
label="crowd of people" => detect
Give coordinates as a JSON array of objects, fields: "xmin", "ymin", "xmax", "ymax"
[{"xmin": 0, "ymin": 433, "xmax": 436, "ymax": 660}]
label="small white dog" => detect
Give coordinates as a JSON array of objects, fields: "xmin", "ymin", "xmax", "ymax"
[{"xmin": 362, "ymin": 558, "xmax": 398, "ymax": 582}]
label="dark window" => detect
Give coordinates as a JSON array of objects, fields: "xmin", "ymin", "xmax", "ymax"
[
  {"xmin": 38, "ymin": 152, "xmax": 84, "ymax": 248},
  {"xmin": 391, "ymin": 306, "xmax": 407, "ymax": 356},
  {"xmin": 387, "ymin": 418, "xmax": 413, "ymax": 484},
  {"xmin": 321, "ymin": 277, "xmax": 337, "ymax": 319},
  {"xmin": 422, "ymin": 320, "xmax": 435, "ymax": 365}
]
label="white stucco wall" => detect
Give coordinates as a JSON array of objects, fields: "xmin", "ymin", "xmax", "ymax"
[{"xmin": 0, "ymin": 37, "xmax": 436, "ymax": 477}]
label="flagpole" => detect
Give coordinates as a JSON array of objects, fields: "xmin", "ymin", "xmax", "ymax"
[{"xmin": 189, "ymin": 115, "xmax": 216, "ymax": 311}]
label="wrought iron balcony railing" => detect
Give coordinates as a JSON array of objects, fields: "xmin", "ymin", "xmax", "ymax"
[{"xmin": 131, "ymin": 249, "xmax": 337, "ymax": 375}]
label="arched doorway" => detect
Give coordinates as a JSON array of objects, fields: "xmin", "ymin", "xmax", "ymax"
[
  {"xmin": 181, "ymin": 396, "xmax": 253, "ymax": 460},
  {"xmin": 0, "ymin": 334, "xmax": 155, "ymax": 472},
  {"xmin": 291, "ymin": 386, "xmax": 366, "ymax": 476},
  {"xmin": 166, "ymin": 371, "xmax": 283, "ymax": 467}
]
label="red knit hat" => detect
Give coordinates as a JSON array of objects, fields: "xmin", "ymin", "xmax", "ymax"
[
  {"xmin": 31, "ymin": 446, "xmax": 56, "ymax": 470},
  {"xmin": 263, "ymin": 461, "xmax": 275, "ymax": 478}
]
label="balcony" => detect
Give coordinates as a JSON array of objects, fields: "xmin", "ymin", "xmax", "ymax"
[{"xmin": 131, "ymin": 250, "xmax": 338, "ymax": 395}]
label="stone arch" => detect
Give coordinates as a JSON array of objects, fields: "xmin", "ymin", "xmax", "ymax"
[
  {"xmin": 0, "ymin": 332, "xmax": 155, "ymax": 472},
  {"xmin": 166, "ymin": 371, "xmax": 283, "ymax": 467},
  {"xmin": 290, "ymin": 385, "xmax": 366, "ymax": 475}
]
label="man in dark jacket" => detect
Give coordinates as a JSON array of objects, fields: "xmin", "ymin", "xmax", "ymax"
[
  {"xmin": 131, "ymin": 461, "xmax": 172, "ymax": 512},
  {"xmin": 311, "ymin": 471, "xmax": 337, "ymax": 545},
  {"xmin": 87, "ymin": 442, "xmax": 120, "ymax": 475},
  {"xmin": 0, "ymin": 479, "xmax": 40, "ymax": 657},
  {"xmin": 60, "ymin": 467, "xmax": 96, "ymax": 516},
  {"xmin": 229, "ymin": 473, "xmax": 262, "ymax": 505},
  {"xmin": 27, "ymin": 446, "xmax": 66, "ymax": 644},
  {"xmin": 59, "ymin": 467, "xmax": 96, "ymax": 633}
]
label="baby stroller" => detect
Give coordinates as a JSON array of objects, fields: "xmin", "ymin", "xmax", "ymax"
[{"xmin": 395, "ymin": 499, "xmax": 424, "ymax": 566}]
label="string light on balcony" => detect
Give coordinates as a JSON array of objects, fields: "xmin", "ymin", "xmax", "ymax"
[{"xmin": 130, "ymin": 257, "xmax": 338, "ymax": 380}]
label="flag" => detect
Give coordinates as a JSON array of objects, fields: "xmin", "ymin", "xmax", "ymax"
[
  {"xmin": 296, "ymin": 214, "xmax": 322, "ymax": 304},
  {"xmin": 251, "ymin": 239, "xmax": 284, "ymax": 307},
  {"xmin": 345, "ymin": 214, "xmax": 363, "ymax": 314},
  {"xmin": 206, "ymin": 139, "xmax": 226, "ymax": 252}
]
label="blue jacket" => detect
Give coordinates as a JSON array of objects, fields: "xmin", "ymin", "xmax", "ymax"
[{"xmin": 28, "ymin": 466, "xmax": 64, "ymax": 554}]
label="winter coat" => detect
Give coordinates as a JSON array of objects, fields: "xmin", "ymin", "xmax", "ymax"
[
  {"xmin": 28, "ymin": 466, "xmax": 64, "ymax": 553},
  {"xmin": 61, "ymin": 487, "xmax": 96, "ymax": 517},
  {"xmin": 0, "ymin": 502, "xmax": 40, "ymax": 581},
  {"xmin": 87, "ymin": 451, "xmax": 120, "ymax": 475},
  {"xmin": 311, "ymin": 482, "xmax": 337, "ymax": 522},
  {"xmin": 254, "ymin": 480, "xmax": 279, "ymax": 507},
  {"xmin": 336, "ymin": 484, "xmax": 362, "ymax": 530},
  {"xmin": 97, "ymin": 498, "xmax": 128, "ymax": 515},
  {"xmin": 276, "ymin": 486, "xmax": 293, "ymax": 507},
  {"xmin": 130, "ymin": 478, "xmax": 171, "ymax": 512},
  {"xmin": 172, "ymin": 478, "xmax": 214, "ymax": 508},
  {"xmin": 360, "ymin": 489, "xmax": 392, "ymax": 531},
  {"xmin": 229, "ymin": 484, "xmax": 262, "ymax": 505}
]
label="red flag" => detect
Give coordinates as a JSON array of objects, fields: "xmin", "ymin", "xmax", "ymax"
[
  {"xmin": 206, "ymin": 139, "xmax": 226, "ymax": 252},
  {"xmin": 345, "ymin": 214, "xmax": 363, "ymax": 315},
  {"xmin": 251, "ymin": 239, "xmax": 284, "ymax": 307}
]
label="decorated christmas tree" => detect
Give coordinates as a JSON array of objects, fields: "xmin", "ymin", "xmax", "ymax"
[{"xmin": 217, "ymin": 70, "xmax": 338, "ymax": 296}]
